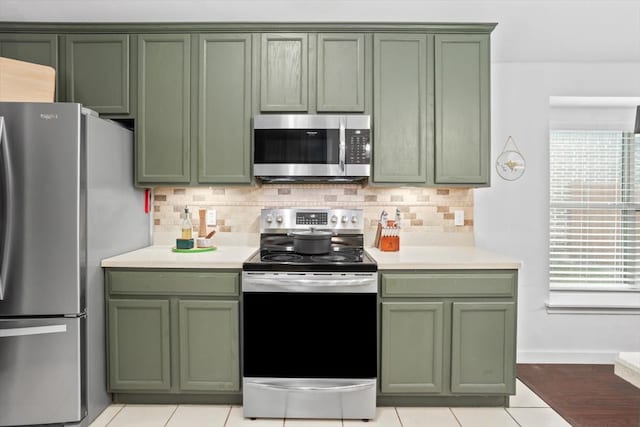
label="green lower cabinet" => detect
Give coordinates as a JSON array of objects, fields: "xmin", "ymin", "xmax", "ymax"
[
  {"xmin": 379, "ymin": 270, "xmax": 518, "ymax": 401},
  {"xmin": 451, "ymin": 302, "xmax": 516, "ymax": 394},
  {"xmin": 106, "ymin": 269, "xmax": 241, "ymax": 397},
  {"xmin": 178, "ymin": 300, "xmax": 239, "ymax": 392},
  {"xmin": 381, "ymin": 302, "xmax": 444, "ymax": 393},
  {"xmin": 108, "ymin": 299, "xmax": 171, "ymax": 391}
]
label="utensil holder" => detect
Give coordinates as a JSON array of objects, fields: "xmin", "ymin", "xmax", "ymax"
[
  {"xmin": 377, "ymin": 225, "xmax": 400, "ymax": 252},
  {"xmin": 379, "ymin": 235, "xmax": 399, "ymax": 251}
]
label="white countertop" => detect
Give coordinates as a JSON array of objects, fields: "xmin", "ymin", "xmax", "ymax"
[
  {"xmin": 101, "ymin": 244, "xmax": 520, "ymax": 270},
  {"xmin": 366, "ymin": 246, "xmax": 521, "ymax": 270},
  {"xmin": 101, "ymin": 245, "xmax": 258, "ymax": 269}
]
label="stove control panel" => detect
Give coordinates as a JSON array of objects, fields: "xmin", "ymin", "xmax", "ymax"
[{"xmin": 260, "ymin": 208, "xmax": 363, "ymax": 233}]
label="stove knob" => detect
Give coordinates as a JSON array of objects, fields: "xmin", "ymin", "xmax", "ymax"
[
  {"xmin": 341, "ymin": 215, "xmax": 348, "ymax": 223},
  {"xmin": 330, "ymin": 215, "xmax": 338, "ymax": 224},
  {"xmin": 265, "ymin": 215, "xmax": 273, "ymax": 224},
  {"xmin": 276, "ymin": 216, "xmax": 283, "ymax": 224},
  {"xmin": 351, "ymin": 216, "xmax": 358, "ymax": 224}
]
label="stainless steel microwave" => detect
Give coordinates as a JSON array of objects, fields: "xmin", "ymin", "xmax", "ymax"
[{"xmin": 253, "ymin": 114, "xmax": 371, "ymax": 182}]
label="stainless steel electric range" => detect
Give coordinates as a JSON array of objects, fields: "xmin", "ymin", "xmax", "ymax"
[{"xmin": 242, "ymin": 208, "xmax": 377, "ymax": 420}]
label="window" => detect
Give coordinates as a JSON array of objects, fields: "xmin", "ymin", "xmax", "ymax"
[{"xmin": 549, "ymin": 130, "xmax": 640, "ymax": 293}]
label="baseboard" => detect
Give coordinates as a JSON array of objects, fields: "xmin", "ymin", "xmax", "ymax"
[
  {"xmin": 614, "ymin": 352, "xmax": 640, "ymax": 389},
  {"xmin": 517, "ymin": 351, "xmax": 617, "ymax": 364}
]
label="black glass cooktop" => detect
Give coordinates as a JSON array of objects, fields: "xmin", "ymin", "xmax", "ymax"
[{"xmin": 243, "ymin": 234, "xmax": 377, "ymax": 272}]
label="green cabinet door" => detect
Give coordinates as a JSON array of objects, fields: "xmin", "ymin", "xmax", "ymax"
[
  {"xmin": 434, "ymin": 34, "xmax": 490, "ymax": 184},
  {"xmin": 373, "ymin": 34, "xmax": 428, "ymax": 183},
  {"xmin": 178, "ymin": 300, "xmax": 240, "ymax": 392},
  {"xmin": 64, "ymin": 34, "xmax": 130, "ymax": 114},
  {"xmin": 0, "ymin": 33, "xmax": 58, "ymax": 67},
  {"xmin": 137, "ymin": 34, "xmax": 191, "ymax": 184},
  {"xmin": 108, "ymin": 299, "xmax": 171, "ymax": 391},
  {"xmin": 381, "ymin": 301, "xmax": 444, "ymax": 393},
  {"xmin": 198, "ymin": 34, "xmax": 251, "ymax": 183},
  {"xmin": 260, "ymin": 33, "xmax": 308, "ymax": 111},
  {"xmin": 0, "ymin": 34, "xmax": 59, "ymax": 100},
  {"xmin": 316, "ymin": 33, "xmax": 365, "ymax": 112},
  {"xmin": 451, "ymin": 302, "xmax": 516, "ymax": 394}
]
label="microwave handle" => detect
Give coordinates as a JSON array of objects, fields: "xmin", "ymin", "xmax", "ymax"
[{"xmin": 339, "ymin": 118, "xmax": 346, "ymax": 173}]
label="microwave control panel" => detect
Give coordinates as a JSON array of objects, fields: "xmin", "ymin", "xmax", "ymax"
[{"xmin": 345, "ymin": 129, "xmax": 371, "ymax": 164}]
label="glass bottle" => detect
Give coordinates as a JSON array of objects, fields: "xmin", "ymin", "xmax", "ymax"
[{"xmin": 181, "ymin": 206, "xmax": 193, "ymax": 239}]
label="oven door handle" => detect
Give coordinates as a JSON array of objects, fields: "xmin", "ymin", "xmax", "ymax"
[
  {"xmin": 251, "ymin": 381, "xmax": 373, "ymax": 393},
  {"xmin": 242, "ymin": 275, "xmax": 377, "ymax": 293},
  {"xmin": 246, "ymin": 277, "xmax": 372, "ymax": 288}
]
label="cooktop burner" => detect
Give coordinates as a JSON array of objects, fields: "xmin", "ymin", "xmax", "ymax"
[
  {"xmin": 310, "ymin": 253, "xmax": 361, "ymax": 263},
  {"xmin": 261, "ymin": 253, "xmax": 304, "ymax": 263}
]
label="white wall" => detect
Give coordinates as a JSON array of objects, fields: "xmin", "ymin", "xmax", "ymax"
[{"xmin": 4, "ymin": 0, "xmax": 640, "ymax": 363}]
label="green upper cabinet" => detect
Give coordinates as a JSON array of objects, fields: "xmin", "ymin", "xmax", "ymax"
[
  {"xmin": 260, "ymin": 33, "xmax": 308, "ymax": 112},
  {"xmin": 137, "ymin": 34, "xmax": 191, "ymax": 184},
  {"xmin": 197, "ymin": 34, "xmax": 252, "ymax": 184},
  {"xmin": 316, "ymin": 33, "xmax": 365, "ymax": 112},
  {"xmin": 0, "ymin": 33, "xmax": 58, "ymax": 67},
  {"xmin": 434, "ymin": 34, "xmax": 490, "ymax": 185},
  {"xmin": 0, "ymin": 33, "xmax": 59, "ymax": 100},
  {"xmin": 64, "ymin": 34, "xmax": 130, "ymax": 115},
  {"xmin": 373, "ymin": 34, "xmax": 428, "ymax": 183}
]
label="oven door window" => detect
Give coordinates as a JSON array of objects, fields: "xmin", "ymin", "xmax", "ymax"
[
  {"xmin": 243, "ymin": 292, "xmax": 376, "ymax": 379},
  {"xmin": 254, "ymin": 129, "xmax": 340, "ymax": 164}
]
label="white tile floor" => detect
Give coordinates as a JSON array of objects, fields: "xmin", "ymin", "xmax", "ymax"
[{"xmin": 90, "ymin": 380, "xmax": 570, "ymax": 427}]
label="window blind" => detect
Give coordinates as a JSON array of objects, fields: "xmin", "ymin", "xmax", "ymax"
[{"xmin": 549, "ymin": 130, "xmax": 640, "ymax": 290}]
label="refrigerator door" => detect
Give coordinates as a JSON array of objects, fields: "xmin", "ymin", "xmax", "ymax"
[
  {"xmin": 0, "ymin": 103, "xmax": 83, "ymax": 316},
  {"xmin": 0, "ymin": 316, "xmax": 85, "ymax": 426}
]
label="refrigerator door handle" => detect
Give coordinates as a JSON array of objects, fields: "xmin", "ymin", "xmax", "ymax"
[
  {"xmin": 0, "ymin": 117, "xmax": 14, "ymax": 301},
  {"xmin": 0, "ymin": 324, "xmax": 67, "ymax": 338}
]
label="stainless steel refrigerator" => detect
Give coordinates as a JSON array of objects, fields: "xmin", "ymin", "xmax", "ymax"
[{"xmin": 0, "ymin": 103, "xmax": 150, "ymax": 426}]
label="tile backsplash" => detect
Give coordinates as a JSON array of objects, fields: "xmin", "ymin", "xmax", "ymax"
[{"xmin": 153, "ymin": 184, "xmax": 473, "ymax": 244}]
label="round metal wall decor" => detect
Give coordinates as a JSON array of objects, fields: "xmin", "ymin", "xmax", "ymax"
[{"xmin": 495, "ymin": 136, "xmax": 526, "ymax": 181}]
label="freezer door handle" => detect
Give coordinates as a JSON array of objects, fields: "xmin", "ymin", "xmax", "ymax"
[
  {"xmin": 0, "ymin": 324, "xmax": 67, "ymax": 338},
  {"xmin": 0, "ymin": 117, "xmax": 15, "ymax": 301}
]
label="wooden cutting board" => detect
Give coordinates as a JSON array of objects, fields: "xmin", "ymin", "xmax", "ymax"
[{"xmin": 0, "ymin": 56, "xmax": 55, "ymax": 102}]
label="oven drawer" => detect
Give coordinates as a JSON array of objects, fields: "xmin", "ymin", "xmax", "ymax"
[
  {"xmin": 380, "ymin": 271, "xmax": 516, "ymax": 298},
  {"xmin": 243, "ymin": 377, "xmax": 376, "ymax": 419},
  {"xmin": 107, "ymin": 269, "xmax": 239, "ymax": 297}
]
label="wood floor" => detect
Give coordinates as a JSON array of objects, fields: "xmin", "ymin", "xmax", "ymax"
[{"xmin": 517, "ymin": 364, "xmax": 640, "ymax": 427}]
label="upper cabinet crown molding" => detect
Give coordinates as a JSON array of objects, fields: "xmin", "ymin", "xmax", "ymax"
[{"xmin": 0, "ymin": 22, "xmax": 497, "ymax": 34}]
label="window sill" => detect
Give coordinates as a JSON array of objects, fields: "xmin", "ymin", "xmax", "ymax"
[{"xmin": 546, "ymin": 289, "xmax": 640, "ymax": 314}]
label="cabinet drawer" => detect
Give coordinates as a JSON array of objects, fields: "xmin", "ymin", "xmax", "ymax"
[
  {"xmin": 381, "ymin": 271, "xmax": 516, "ymax": 298},
  {"xmin": 107, "ymin": 270, "xmax": 239, "ymax": 297}
]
